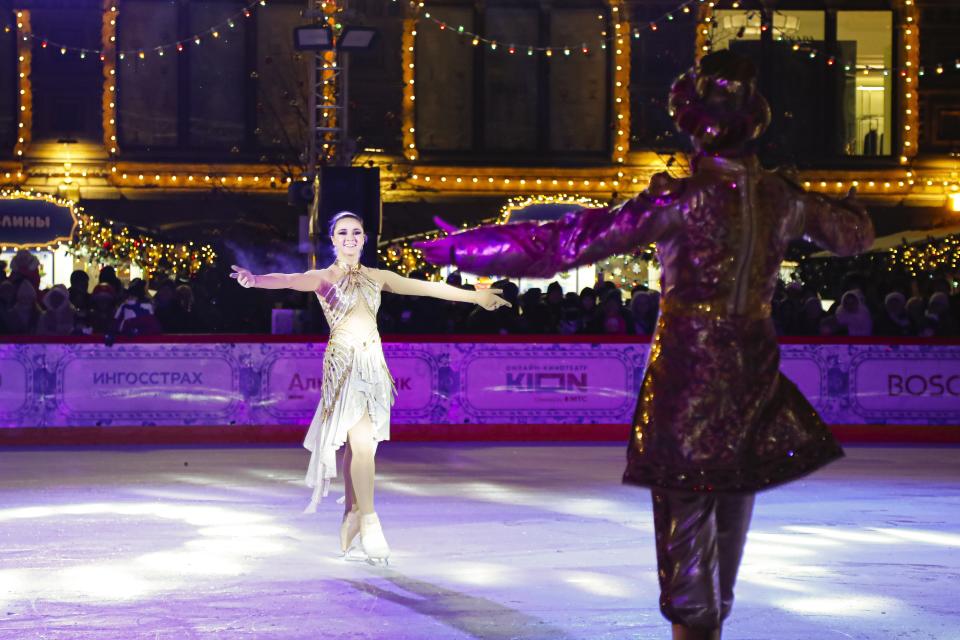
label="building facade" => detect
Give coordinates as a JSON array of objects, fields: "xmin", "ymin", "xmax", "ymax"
[{"xmin": 1, "ymin": 0, "xmax": 958, "ymax": 277}]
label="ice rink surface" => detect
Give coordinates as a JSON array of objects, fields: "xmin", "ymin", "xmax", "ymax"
[{"xmin": 0, "ymin": 443, "xmax": 958, "ymax": 640}]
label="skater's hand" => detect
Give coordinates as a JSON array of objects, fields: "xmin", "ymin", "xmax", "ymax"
[
  {"xmin": 475, "ymin": 288, "xmax": 511, "ymax": 311},
  {"xmin": 230, "ymin": 265, "xmax": 257, "ymax": 288},
  {"xmin": 841, "ymin": 187, "xmax": 867, "ymax": 215}
]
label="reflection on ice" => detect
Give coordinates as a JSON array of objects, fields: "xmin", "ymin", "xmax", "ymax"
[
  {"xmin": 868, "ymin": 527, "xmax": 960, "ymax": 547},
  {"xmin": 775, "ymin": 595, "xmax": 898, "ymax": 616},
  {"xmin": 562, "ymin": 571, "xmax": 634, "ymax": 598},
  {"xmin": 747, "ymin": 531, "xmax": 842, "ymax": 548},
  {"xmin": 137, "ymin": 551, "xmax": 245, "ymax": 577},
  {"xmin": 439, "ymin": 561, "xmax": 512, "ymax": 587},
  {"xmin": 59, "ymin": 565, "xmax": 155, "ymax": 601},
  {"xmin": 0, "ymin": 444, "xmax": 955, "ymax": 639},
  {"xmin": 0, "ymin": 501, "xmax": 285, "ymax": 604},
  {"xmin": 781, "ymin": 525, "xmax": 905, "ymax": 545}
]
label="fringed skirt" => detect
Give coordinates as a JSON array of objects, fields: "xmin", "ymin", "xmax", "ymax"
[{"xmin": 303, "ymin": 331, "xmax": 395, "ymax": 512}]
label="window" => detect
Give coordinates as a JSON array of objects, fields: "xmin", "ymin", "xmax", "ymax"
[
  {"xmin": 254, "ymin": 4, "xmax": 308, "ymax": 153},
  {"xmin": 117, "ymin": 0, "xmax": 275, "ymax": 153},
  {"xmin": 117, "ymin": 1, "xmax": 178, "ymax": 148},
  {"xmin": 838, "ymin": 11, "xmax": 894, "ymax": 156},
  {"xmin": 28, "ymin": 7, "xmax": 103, "ymax": 142},
  {"xmin": 188, "ymin": 2, "xmax": 247, "ymax": 147},
  {"xmin": 629, "ymin": 5, "xmax": 696, "ymax": 150},
  {"xmin": 415, "ymin": 1, "xmax": 610, "ymax": 159},
  {"xmin": 936, "ymin": 110, "xmax": 960, "ymax": 143},
  {"xmin": 710, "ymin": 8, "xmax": 894, "ymax": 162}
]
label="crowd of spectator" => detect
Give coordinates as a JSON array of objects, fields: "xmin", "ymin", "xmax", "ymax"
[
  {"xmin": 0, "ymin": 249, "xmax": 260, "ymax": 337},
  {"xmin": 2, "ymin": 247, "xmax": 958, "ymax": 339},
  {"xmin": 771, "ymin": 271, "xmax": 960, "ymax": 338},
  {"xmin": 377, "ymin": 271, "xmax": 659, "ymax": 336}
]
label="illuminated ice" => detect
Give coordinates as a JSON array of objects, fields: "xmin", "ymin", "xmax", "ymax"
[{"xmin": 0, "ymin": 444, "xmax": 956, "ymax": 639}]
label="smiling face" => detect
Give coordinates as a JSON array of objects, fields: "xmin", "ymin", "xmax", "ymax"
[{"xmin": 330, "ymin": 216, "xmax": 365, "ymax": 261}]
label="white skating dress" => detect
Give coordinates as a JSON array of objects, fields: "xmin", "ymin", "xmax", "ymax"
[{"xmin": 303, "ymin": 263, "xmax": 396, "ymax": 512}]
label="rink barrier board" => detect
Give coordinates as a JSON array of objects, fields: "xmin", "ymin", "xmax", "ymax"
[
  {"xmin": 2, "ymin": 335, "xmax": 960, "ymax": 445},
  {"xmin": 1, "ymin": 423, "xmax": 959, "ymax": 447}
]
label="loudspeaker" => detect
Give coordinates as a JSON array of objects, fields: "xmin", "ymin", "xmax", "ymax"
[{"xmin": 318, "ymin": 167, "xmax": 381, "ymax": 267}]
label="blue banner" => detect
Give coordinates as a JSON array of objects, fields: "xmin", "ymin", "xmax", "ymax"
[{"xmin": 0, "ymin": 196, "xmax": 78, "ymax": 248}]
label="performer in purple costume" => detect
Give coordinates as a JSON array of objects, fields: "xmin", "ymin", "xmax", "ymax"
[{"xmin": 417, "ymin": 51, "xmax": 874, "ymax": 639}]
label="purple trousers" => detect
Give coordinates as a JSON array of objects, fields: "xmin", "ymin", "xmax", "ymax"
[{"xmin": 652, "ymin": 489, "xmax": 755, "ymax": 630}]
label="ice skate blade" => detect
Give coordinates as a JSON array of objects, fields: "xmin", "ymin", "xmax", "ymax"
[{"xmin": 341, "ymin": 547, "xmax": 367, "ymax": 562}]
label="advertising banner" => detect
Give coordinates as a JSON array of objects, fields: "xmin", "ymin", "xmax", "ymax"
[{"xmin": 1, "ymin": 340, "xmax": 958, "ymax": 428}]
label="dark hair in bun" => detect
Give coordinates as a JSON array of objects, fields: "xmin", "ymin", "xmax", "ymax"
[{"xmin": 328, "ymin": 210, "xmax": 364, "ymax": 236}]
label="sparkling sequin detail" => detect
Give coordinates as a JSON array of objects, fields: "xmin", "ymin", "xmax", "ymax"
[{"xmin": 302, "ymin": 264, "xmax": 396, "ymax": 511}]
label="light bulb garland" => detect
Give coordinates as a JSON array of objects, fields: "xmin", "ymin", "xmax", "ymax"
[
  {"xmin": 73, "ymin": 214, "xmax": 217, "ymax": 278},
  {"xmin": 5, "ymin": 1, "xmax": 957, "ymax": 208},
  {"xmin": 694, "ymin": 0, "xmax": 712, "ymax": 61},
  {"xmin": 318, "ymin": 2, "xmax": 343, "ymax": 165},
  {"xmin": 404, "ymin": 0, "xmax": 958, "ymax": 77},
  {"xmin": 108, "ymin": 167, "xmax": 295, "ymax": 190},
  {"xmin": 611, "ymin": 0, "xmax": 631, "ymax": 166},
  {"xmin": 377, "ymin": 242, "xmax": 438, "ymax": 278},
  {"xmin": 401, "ymin": 4, "xmax": 418, "ymax": 162},
  {"xmin": 14, "ymin": 10, "xmax": 31, "ymax": 159},
  {"xmin": 900, "ymin": 0, "xmax": 920, "ymax": 162},
  {"xmin": 596, "ymin": 253, "xmax": 657, "ymax": 288},
  {"xmin": 102, "ymin": 1, "xmax": 118, "ymax": 157},
  {"xmin": 402, "ymin": 168, "xmax": 640, "ymax": 194},
  {"xmin": 799, "ymin": 233, "xmax": 960, "ymax": 286},
  {"xmin": 384, "ymin": 162, "xmax": 960, "ymax": 210},
  {"xmin": 2, "ymin": 0, "xmax": 267, "ymax": 60},
  {"xmin": 0, "ymin": 190, "xmax": 217, "ymax": 278},
  {"xmin": 498, "ymin": 194, "xmax": 608, "ymax": 225},
  {"xmin": 409, "ymin": 0, "xmax": 697, "ymax": 57},
  {"xmin": 4, "ymin": 1, "xmax": 958, "ymax": 80},
  {"xmin": 889, "ymin": 235, "xmax": 960, "ymax": 277}
]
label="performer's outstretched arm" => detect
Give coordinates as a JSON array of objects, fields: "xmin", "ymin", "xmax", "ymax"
[
  {"xmin": 374, "ymin": 270, "xmax": 509, "ymax": 310},
  {"xmin": 230, "ymin": 266, "xmax": 325, "ymax": 292},
  {"xmin": 792, "ymin": 187, "xmax": 875, "ymax": 257},
  {"xmin": 415, "ymin": 176, "xmax": 683, "ymax": 277}
]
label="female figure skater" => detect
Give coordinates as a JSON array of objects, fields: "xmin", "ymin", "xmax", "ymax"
[
  {"xmin": 417, "ymin": 51, "xmax": 873, "ymax": 639},
  {"xmin": 231, "ymin": 211, "xmax": 508, "ymax": 563}
]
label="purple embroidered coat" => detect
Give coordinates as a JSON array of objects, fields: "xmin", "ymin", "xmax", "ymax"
[{"xmin": 418, "ymin": 154, "xmax": 874, "ymax": 492}]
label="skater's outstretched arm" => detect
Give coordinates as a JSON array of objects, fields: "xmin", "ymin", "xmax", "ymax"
[
  {"xmin": 230, "ymin": 265, "xmax": 326, "ymax": 292},
  {"xmin": 788, "ymin": 184, "xmax": 875, "ymax": 257},
  {"xmin": 414, "ymin": 173, "xmax": 684, "ymax": 278},
  {"xmin": 374, "ymin": 270, "xmax": 510, "ymax": 311}
]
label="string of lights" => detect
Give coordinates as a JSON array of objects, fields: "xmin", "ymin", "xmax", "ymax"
[
  {"xmin": 799, "ymin": 231, "xmax": 960, "ymax": 284},
  {"xmin": 2, "ymin": 1, "xmax": 266, "ymax": 59},
  {"xmin": 890, "ymin": 234, "xmax": 960, "ymax": 277},
  {"xmin": 3, "ymin": 1, "xmax": 957, "ymax": 206},
  {"xmin": 394, "ymin": 0, "xmax": 960, "ymax": 77},
  {"xmin": 102, "ymin": 1, "xmax": 118, "ymax": 157},
  {"xmin": 0, "ymin": 190, "xmax": 217, "ymax": 277},
  {"xmin": 407, "ymin": 0, "xmax": 696, "ymax": 56},
  {"xmin": 12, "ymin": 10, "xmax": 31, "ymax": 160},
  {"xmin": 3, "ymin": 1, "xmax": 958, "ymax": 76},
  {"xmin": 74, "ymin": 213, "xmax": 217, "ymax": 278}
]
